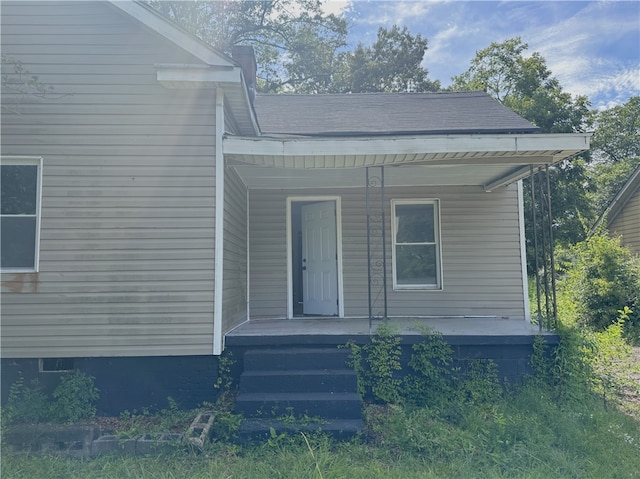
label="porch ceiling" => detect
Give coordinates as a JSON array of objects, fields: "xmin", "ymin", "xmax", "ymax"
[{"xmin": 224, "ymin": 133, "xmax": 590, "ymax": 191}]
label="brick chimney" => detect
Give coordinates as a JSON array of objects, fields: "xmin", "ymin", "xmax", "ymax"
[{"xmin": 232, "ymin": 45, "xmax": 257, "ymax": 103}]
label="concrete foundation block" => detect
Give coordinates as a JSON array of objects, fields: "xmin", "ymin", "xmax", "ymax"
[
  {"xmin": 135, "ymin": 433, "xmax": 183, "ymax": 455},
  {"xmin": 91, "ymin": 434, "xmax": 136, "ymax": 457},
  {"xmin": 185, "ymin": 411, "xmax": 215, "ymax": 448}
]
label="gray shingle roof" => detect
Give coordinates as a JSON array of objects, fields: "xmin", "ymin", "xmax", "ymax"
[{"xmin": 252, "ymin": 91, "xmax": 539, "ymax": 136}]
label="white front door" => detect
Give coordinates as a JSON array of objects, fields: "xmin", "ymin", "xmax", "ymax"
[{"xmin": 301, "ymin": 201, "xmax": 338, "ymax": 315}]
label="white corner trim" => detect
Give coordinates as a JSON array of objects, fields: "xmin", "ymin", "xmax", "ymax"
[
  {"xmin": 213, "ymin": 88, "xmax": 225, "ymax": 355},
  {"xmin": 109, "ymin": 1, "xmax": 234, "ymax": 67},
  {"xmin": 286, "ymin": 199, "xmax": 293, "ymax": 319},
  {"xmin": 246, "ymin": 188, "xmax": 251, "ymax": 321},
  {"xmin": 517, "ymin": 180, "xmax": 532, "ymax": 322}
]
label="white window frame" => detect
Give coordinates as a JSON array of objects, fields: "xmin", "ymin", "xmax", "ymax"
[
  {"xmin": 391, "ymin": 199, "xmax": 443, "ymax": 291},
  {"xmin": 0, "ymin": 156, "xmax": 43, "ymax": 273}
]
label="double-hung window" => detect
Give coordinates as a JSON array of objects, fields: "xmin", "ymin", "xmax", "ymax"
[
  {"xmin": 1, "ymin": 157, "xmax": 43, "ymax": 272},
  {"xmin": 392, "ymin": 199, "xmax": 442, "ymax": 290}
]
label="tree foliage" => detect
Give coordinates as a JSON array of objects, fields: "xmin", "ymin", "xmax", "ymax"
[
  {"xmin": 326, "ymin": 26, "xmax": 440, "ymax": 93},
  {"xmin": 451, "ymin": 38, "xmax": 591, "ymax": 133},
  {"xmin": 146, "ymin": 0, "xmax": 347, "ymax": 92},
  {"xmin": 452, "ymin": 38, "xmax": 594, "ymax": 269},
  {"xmin": 146, "ymin": 2, "xmax": 438, "ymax": 93},
  {"xmin": 588, "ymin": 97, "xmax": 640, "ymax": 215},
  {"xmin": 563, "ymin": 234, "xmax": 640, "ymax": 333}
]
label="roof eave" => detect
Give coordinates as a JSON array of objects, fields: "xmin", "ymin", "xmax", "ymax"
[{"xmin": 223, "ymin": 133, "xmax": 590, "ymax": 161}]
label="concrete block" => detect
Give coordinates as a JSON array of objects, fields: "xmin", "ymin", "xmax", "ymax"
[
  {"xmin": 91, "ymin": 434, "xmax": 136, "ymax": 457},
  {"xmin": 185, "ymin": 411, "xmax": 215, "ymax": 448},
  {"xmin": 135, "ymin": 433, "xmax": 183, "ymax": 455},
  {"xmin": 3, "ymin": 423, "xmax": 99, "ymax": 458}
]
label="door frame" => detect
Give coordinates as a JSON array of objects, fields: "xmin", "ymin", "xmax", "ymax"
[{"xmin": 286, "ymin": 196, "xmax": 344, "ymax": 319}]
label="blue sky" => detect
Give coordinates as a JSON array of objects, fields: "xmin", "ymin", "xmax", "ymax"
[{"xmin": 324, "ymin": 1, "xmax": 639, "ymax": 110}]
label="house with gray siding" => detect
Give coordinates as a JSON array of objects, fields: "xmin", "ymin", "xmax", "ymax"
[
  {"xmin": 593, "ymin": 165, "xmax": 640, "ymax": 256},
  {"xmin": 1, "ymin": 0, "xmax": 590, "ymax": 415}
]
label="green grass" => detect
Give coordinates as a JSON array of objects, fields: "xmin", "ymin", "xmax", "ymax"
[{"xmin": 3, "ymin": 387, "xmax": 639, "ymax": 479}]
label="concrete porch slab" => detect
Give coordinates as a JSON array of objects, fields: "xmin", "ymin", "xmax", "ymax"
[{"xmin": 225, "ymin": 317, "xmax": 557, "ymax": 347}]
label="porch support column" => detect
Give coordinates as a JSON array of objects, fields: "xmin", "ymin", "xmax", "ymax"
[
  {"xmin": 366, "ymin": 166, "xmax": 388, "ymax": 329},
  {"xmin": 213, "ymin": 88, "xmax": 225, "ymax": 355},
  {"xmin": 545, "ymin": 165, "xmax": 558, "ymax": 329},
  {"xmin": 529, "ymin": 165, "xmax": 558, "ymax": 331},
  {"xmin": 530, "ymin": 166, "xmax": 543, "ymax": 331}
]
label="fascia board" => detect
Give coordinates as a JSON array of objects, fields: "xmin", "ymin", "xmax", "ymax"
[
  {"xmin": 157, "ymin": 65, "xmax": 242, "ymax": 84},
  {"xmin": 223, "ymin": 133, "xmax": 591, "ymax": 158}
]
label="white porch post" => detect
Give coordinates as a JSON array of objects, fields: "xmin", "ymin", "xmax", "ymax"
[{"xmin": 213, "ymin": 88, "xmax": 225, "ymax": 355}]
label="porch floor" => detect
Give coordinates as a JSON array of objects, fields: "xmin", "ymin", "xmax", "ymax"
[{"xmin": 225, "ymin": 317, "xmax": 556, "ymax": 347}]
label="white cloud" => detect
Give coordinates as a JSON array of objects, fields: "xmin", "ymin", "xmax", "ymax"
[
  {"xmin": 525, "ymin": 2, "xmax": 640, "ymax": 107},
  {"xmin": 352, "ymin": 0, "xmax": 437, "ymax": 27},
  {"xmin": 346, "ymin": 1, "xmax": 639, "ymax": 106},
  {"xmin": 321, "ymin": 0, "xmax": 352, "ymax": 17}
]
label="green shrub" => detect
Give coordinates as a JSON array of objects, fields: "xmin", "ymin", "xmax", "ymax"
[
  {"xmin": 1, "ymin": 371, "xmax": 99, "ymax": 426},
  {"xmin": 345, "ymin": 322, "xmax": 402, "ymax": 403},
  {"xmin": 403, "ymin": 332, "xmax": 457, "ymax": 409},
  {"xmin": 563, "ymin": 234, "xmax": 640, "ymax": 333},
  {"xmin": 51, "ymin": 371, "xmax": 99, "ymax": 423},
  {"xmin": 1, "ymin": 375, "xmax": 51, "ymax": 425}
]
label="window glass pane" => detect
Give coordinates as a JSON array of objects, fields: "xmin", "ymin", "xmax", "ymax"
[
  {"xmin": 1, "ymin": 217, "xmax": 36, "ymax": 268},
  {"xmin": 396, "ymin": 244, "xmax": 437, "ymax": 285},
  {"xmin": 1, "ymin": 165, "xmax": 38, "ymax": 215},
  {"xmin": 396, "ymin": 204, "xmax": 434, "ymax": 243}
]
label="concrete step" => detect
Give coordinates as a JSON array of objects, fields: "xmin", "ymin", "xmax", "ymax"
[
  {"xmin": 234, "ymin": 392, "xmax": 362, "ymax": 419},
  {"xmin": 239, "ymin": 369, "xmax": 357, "ymax": 394},
  {"xmin": 243, "ymin": 347, "xmax": 351, "ymax": 371},
  {"xmin": 237, "ymin": 418, "xmax": 364, "ymax": 443}
]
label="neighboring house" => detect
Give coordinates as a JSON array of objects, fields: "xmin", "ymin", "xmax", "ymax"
[
  {"xmin": 593, "ymin": 165, "xmax": 640, "ymax": 255},
  {"xmin": 1, "ymin": 1, "xmax": 590, "ymax": 413}
]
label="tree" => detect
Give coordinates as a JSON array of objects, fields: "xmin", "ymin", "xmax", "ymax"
[
  {"xmin": 451, "ymin": 38, "xmax": 594, "ymax": 272},
  {"xmin": 588, "ymin": 97, "xmax": 640, "ymax": 214},
  {"xmin": 327, "ymin": 26, "xmax": 440, "ymax": 93},
  {"xmin": 591, "ymin": 97, "xmax": 640, "ymax": 163},
  {"xmin": 146, "ymin": 2, "xmax": 439, "ymax": 94},
  {"xmin": 451, "ymin": 38, "xmax": 590, "ymax": 133},
  {"xmin": 146, "ymin": 0, "xmax": 347, "ymax": 92}
]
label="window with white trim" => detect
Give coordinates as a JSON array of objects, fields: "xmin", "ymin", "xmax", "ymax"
[
  {"xmin": 392, "ymin": 199, "xmax": 442, "ymax": 290},
  {"xmin": 1, "ymin": 157, "xmax": 43, "ymax": 272}
]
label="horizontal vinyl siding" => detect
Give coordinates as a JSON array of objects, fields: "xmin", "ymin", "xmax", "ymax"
[
  {"xmin": 610, "ymin": 188, "xmax": 640, "ymax": 256},
  {"xmin": 1, "ymin": 1, "xmax": 216, "ymax": 358},
  {"xmin": 222, "ymin": 168, "xmax": 248, "ymax": 334},
  {"xmin": 249, "ymin": 185, "xmax": 526, "ymax": 319}
]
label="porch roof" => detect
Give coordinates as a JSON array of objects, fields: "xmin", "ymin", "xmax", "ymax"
[
  {"xmin": 223, "ymin": 132, "xmax": 591, "ymax": 191},
  {"xmin": 252, "ymin": 92, "xmax": 539, "ymax": 136}
]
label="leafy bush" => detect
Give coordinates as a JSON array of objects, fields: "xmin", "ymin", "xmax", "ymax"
[
  {"xmin": 1, "ymin": 375, "xmax": 51, "ymax": 425},
  {"xmin": 1, "ymin": 371, "xmax": 99, "ymax": 425},
  {"xmin": 563, "ymin": 234, "xmax": 640, "ymax": 334},
  {"xmin": 51, "ymin": 372, "xmax": 99, "ymax": 423},
  {"xmin": 345, "ymin": 322, "xmax": 402, "ymax": 403},
  {"xmin": 403, "ymin": 332, "xmax": 457, "ymax": 409},
  {"xmin": 347, "ymin": 324, "xmax": 504, "ymax": 412}
]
